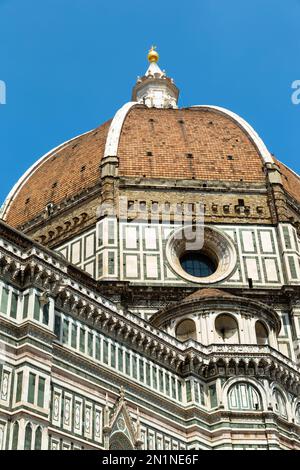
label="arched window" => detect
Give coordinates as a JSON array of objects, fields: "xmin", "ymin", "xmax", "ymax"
[
  {"xmin": 109, "ymin": 432, "xmax": 133, "ymax": 450},
  {"xmin": 11, "ymin": 422, "xmax": 19, "ymax": 450},
  {"xmin": 215, "ymin": 314, "xmax": 239, "ymax": 343},
  {"xmin": 24, "ymin": 423, "xmax": 32, "ymax": 450},
  {"xmin": 176, "ymin": 319, "xmax": 197, "ymax": 342},
  {"xmin": 255, "ymin": 321, "xmax": 269, "ymax": 345},
  {"xmin": 35, "ymin": 427, "xmax": 42, "ymax": 450},
  {"xmin": 273, "ymin": 389, "xmax": 287, "ymax": 418},
  {"xmin": 228, "ymin": 382, "xmax": 262, "ymax": 411}
]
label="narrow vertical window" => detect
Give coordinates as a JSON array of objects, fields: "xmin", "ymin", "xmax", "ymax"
[
  {"xmin": 165, "ymin": 374, "xmax": 170, "ymax": 396},
  {"xmin": 88, "ymin": 332, "xmax": 94, "ymax": 357},
  {"xmin": 152, "ymin": 366, "xmax": 157, "ymax": 389},
  {"xmin": 35, "ymin": 427, "xmax": 42, "ymax": 450},
  {"xmin": 125, "ymin": 352, "xmax": 131, "ymax": 375},
  {"xmin": 288, "ymin": 256, "xmax": 297, "ymax": 279},
  {"xmin": 95, "ymin": 336, "xmax": 101, "ymax": 360},
  {"xmin": 186, "ymin": 380, "xmax": 192, "ymax": 402},
  {"xmin": 98, "ymin": 223, "xmax": 103, "ymax": 247},
  {"xmin": 139, "ymin": 359, "xmax": 144, "ymax": 382},
  {"xmin": 10, "ymin": 292, "xmax": 18, "ymax": 319},
  {"xmin": 194, "ymin": 382, "xmax": 199, "ymax": 403},
  {"xmin": 28, "ymin": 373, "xmax": 36, "ymax": 404},
  {"xmin": 111, "ymin": 343, "xmax": 116, "ymax": 368},
  {"xmin": 54, "ymin": 315, "xmax": 61, "ymax": 338},
  {"xmin": 71, "ymin": 323, "xmax": 77, "ymax": 349},
  {"xmin": 108, "ymin": 252, "xmax": 115, "ymax": 275},
  {"xmin": 103, "ymin": 340, "xmax": 108, "ymax": 364},
  {"xmin": 33, "ymin": 295, "xmax": 40, "ymax": 321},
  {"xmin": 200, "ymin": 384, "xmax": 205, "ymax": 406},
  {"xmin": 34, "ymin": 295, "xmax": 40, "ymax": 321},
  {"xmin": 24, "ymin": 423, "xmax": 32, "ymax": 450},
  {"xmin": 146, "ymin": 364, "xmax": 151, "ymax": 386},
  {"xmin": 98, "ymin": 253, "xmax": 103, "ymax": 277},
  {"xmin": 209, "ymin": 384, "xmax": 217, "ymax": 408},
  {"xmin": 132, "ymin": 355, "xmax": 137, "ymax": 379},
  {"xmin": 16, "ymin": 371, "xmax": 23, "ymax": 402},
  {"xmin": 178, "ymin": 381, "xmax": 183, "ymax": 402},
  {"xmin": 283, "ymin": 226, "xmax": 292, "ymax": 249},
  {"xmin": 62, "ymin": 319, "xmax": 69, "ymax": 344},
  {"xmin": 11, "ymin": 422, "xmax": 19, "ymax": 450},
  {"xmin": 0, "ymin": 287, "xmax": 9, "ymax": 314},
  {"xmin": 159, "ymin": 370, "xmax": 164, "ymax": 393},
  {"xmin": 79, "ymin": 328, "xmax": 86, "ymax": 353},
  {"xmin": 108, "ymin": 220, "xmax": 115, "ymax": 244},
  {"xmin": 42, "ymin": 304, "xmax": 49, "ymax": 325},
  {"xmin": 118, "ymin": 348, "xmax": 123, "ymax": 372},
  {"xmin": 171, "ymin": 377, "xmax": 176, "ymax": 399},
  {"xmin": 23, "ymin": 294, "xmax": 29, "ymax": 319},
  {"xmin": 37, "ymin": 377, "xmax": 45, "ymax": 408}
]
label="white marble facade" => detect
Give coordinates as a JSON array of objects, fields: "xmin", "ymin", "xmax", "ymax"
[{"xmin": 56, "ymin": 220, "xmax": 300, "ymax": 288}]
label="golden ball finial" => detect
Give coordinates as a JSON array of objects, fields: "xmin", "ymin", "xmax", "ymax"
[{"xmin": 148, "ymin": 45, "xmax": 159, "ymax": 63}]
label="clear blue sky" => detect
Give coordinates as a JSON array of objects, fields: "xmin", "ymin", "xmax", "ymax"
[{"xmin": 0, "ymin": 0, "xmax": 299, "ymax": 205}]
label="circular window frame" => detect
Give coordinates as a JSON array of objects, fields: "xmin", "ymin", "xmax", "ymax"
[
  {"xmin": 166, "ymin": 225, "xmax": 237, "ymax": 284},
  {"xmin": 180, "ymin": 251, "xmax": 217, "ymax": 277}
]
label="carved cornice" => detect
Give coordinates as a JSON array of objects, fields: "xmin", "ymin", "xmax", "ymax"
[
  {"xmin": 19, "ymin": 183, "xmax": 102, "ymax": 234},
  {"xmin": 1, "ymin": 219, "xmax": 300, "ymax": 393}
]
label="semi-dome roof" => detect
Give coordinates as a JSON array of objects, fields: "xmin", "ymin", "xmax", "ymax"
[
  {"xmin": 183, "ymin": 288, "xmax": 236, "ymax": 301},
  {"xmin": 2, "ymin": 49, "xmax": 300, "ymax": 230},
  {"xmin": 150, "ymin": 286, "xmax": 281, "ymax": 333}
]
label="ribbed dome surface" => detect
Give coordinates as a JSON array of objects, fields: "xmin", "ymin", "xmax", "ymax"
[
  {"xmin": 276, "ymin": 159, "xmax": 300, "ymax": 203},
  {"xmin": 5, "ymin": 119, "xmax": 111, "ymax": 228},
  {"xmin": 118, "ymin": 107, "xmax": 266, "ymax": 181},
  {"xmin": 3, "ymin": 106, "xmax": 300, "ymax": 229}
]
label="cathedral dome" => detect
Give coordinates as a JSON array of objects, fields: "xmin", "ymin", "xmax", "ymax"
[
  {"xmin": 1, "ymin": 50, "xmax": 300, "ymax": 239},
  {"xmin": 2, "ymin": 49, "xmax": 300, "ymax": 450},
  {"xmin": 2, "ymin": 103, "xmax": 300, "ymax": 231}
]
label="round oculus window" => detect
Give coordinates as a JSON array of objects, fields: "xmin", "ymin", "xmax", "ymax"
[
  {"xmin": 166, "ymin": 225, "xmax": 237, "ymax": 284},
  {"xmin": 180, "ymin": 251, "xmax": 217, "ymax": 278}
]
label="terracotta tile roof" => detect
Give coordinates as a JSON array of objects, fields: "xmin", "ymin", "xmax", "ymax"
[
  {"xmin": 5, "ymin": 120, "xmax": 111, "ymax": 228},
  {"xmin": 276, "ymin": 159, "xmax": 300, "ymax": 203},
  {"xmin": 118, "ymin": 107, "xmax": 266, "ymax": 182},
  {"xmin": 184, "ymin": 288, "xmax": 235, "ymax": 301},
  {"xmin": 3, "ymin": 105, "xmax": 300, "ymax": 230}
]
